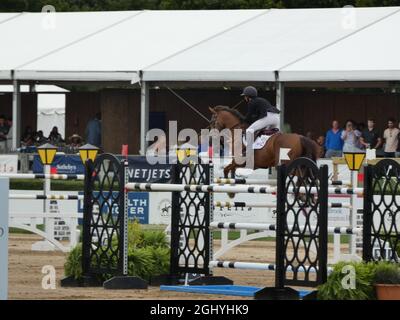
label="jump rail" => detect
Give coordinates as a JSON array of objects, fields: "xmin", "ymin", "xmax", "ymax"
[
  {"xmin": 213, "ymin": 201, "xmax": 351, "ymax": 209},
  {"xmin": 210, "ymin": 222, "xmax": 363, "ymax": 235},
  {"xmin": 9, "ymin": 194, "xmax": 83, "ymax": 200},
  {"xmin": 126, "ymin": 182, "xmax": 363, "ymax": 195},
  {"xmin": 0, "ymin": 173, "xmax": 84, "ymax": 180}
]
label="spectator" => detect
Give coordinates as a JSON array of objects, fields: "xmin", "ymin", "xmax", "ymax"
[
  {"xmin": 34, "ymin": 130, "xmax": 48, "ymax": 145},
  {"xmin": 341, "ymin": 120, "xmax": 363, "ymax": 153},
  {"xmin": 383, "ymin": 118, "xmax": 400, "ymax": 158},
  {"xmin": 48, "ymin": 126, "xmax": 63, "ymax": 145},
  {"xmin": 316, "ymin": 135, "xmax": 325, "ymax": 158},
  {"xmin": 306, "ymin": 131, "xmax": 315, "ymax": 141},
  {"xmin": 397, "ymin": 123, "xmax": 400, "ymax": 158},
  {"xmin": 21, "ymin": 126, "xmax": 35, "ymax": 147},
  {"xmin": 69, "ymin": 134, "xmax": 83, "ymax": 148},
  {"xmin": 360, "ymin": 119, "xmax": 382, "ymax": 151},
  {"xmin": 85, "ymin": 112, "xmax": 102, "ymax": 148},
  {"xmin": 325, "ymin": 120, "xmax": 343, "ymax": 158},
  {"xmin": 6, "ymin": 117, "xmax": 12, "ymax": 152},
  {"xmin": 0, "ymin": 115, "xmax": 9, "ymax": 153}
]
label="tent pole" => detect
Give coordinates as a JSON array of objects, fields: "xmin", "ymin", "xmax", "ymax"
[
  {"xmin": 276, "ymin": 82, "xmax": 285, "ymax": 132},
  {"xmin": 140, "ymin": 81, "xmax": 149, "ymax": 155},
  {"xmin": 12, "ymin": 79, "xmax": 21, "ymax": 150}
]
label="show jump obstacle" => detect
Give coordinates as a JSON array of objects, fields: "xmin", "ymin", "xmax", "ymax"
[{"xmin": 63, "ymin": 153, "xmax": 400, "ymax": 299}]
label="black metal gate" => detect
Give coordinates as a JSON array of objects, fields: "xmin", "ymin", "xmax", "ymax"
[
  {"xmin": 169, "ymin": 163, "xmax": 212, "ymax": 276},
  {"xmin": 363, "ymin": 159, "xmax": 400, "ymax": 262},
  {"xmin": 82, "ymin": 153, "xmax": 128, "ymax": 282}
]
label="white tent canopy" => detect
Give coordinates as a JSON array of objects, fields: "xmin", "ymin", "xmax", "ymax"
[
  {"xmin": 0, "ymin": 8, "xmax": 398, "ymax": 83},
  {"xmin": 0, "ymin": 10, "xmax": 264, "ymax": 81},
  {"xmin": 279, "ymin": 8, "xmax": 400, "ymax": 81},
  {"xmin": 144, "ymin": 7, "xmax": 400, "ymax": 82},
  {"xmin": 1, "ymin": 8, "xmax": 399, "ymax": 151}
]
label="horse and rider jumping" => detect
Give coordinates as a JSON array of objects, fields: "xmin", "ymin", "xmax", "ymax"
[{"xmin": 209, "ymin": 86, "xmax": 320, "ymax": 178}]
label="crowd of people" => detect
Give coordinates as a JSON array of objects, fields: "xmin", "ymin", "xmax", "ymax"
[
  {"xmin": 309, "ymin": 118, "xmax": 400, "ymax": 158},
  {"xmin": 0, "ymin": 112, "xmax": 102, "ymax": 154}
]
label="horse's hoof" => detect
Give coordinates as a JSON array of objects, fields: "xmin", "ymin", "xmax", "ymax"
[{"xmin": 228, "ymin": 192, "xmax": 235, "ymax": 199}]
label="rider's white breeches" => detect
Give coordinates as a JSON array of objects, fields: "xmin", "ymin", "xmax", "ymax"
[{"xmin": 246, "ymin": 112, "xmax": 280, "ymax": 134}]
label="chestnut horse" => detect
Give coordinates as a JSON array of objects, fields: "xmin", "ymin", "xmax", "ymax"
[{"xmin": 209, "ymin": 106, "xmax": 320, "ymax": 177}]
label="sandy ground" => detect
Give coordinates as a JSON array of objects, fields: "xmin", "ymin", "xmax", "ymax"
[{"xmin": 8, "ymin": 233, "xmax": 339, "ymax": 300}]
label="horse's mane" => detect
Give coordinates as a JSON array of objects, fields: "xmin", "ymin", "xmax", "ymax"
[{"xmin": 213, "ymin": 105, "xmax": 245, "ymax": 122}]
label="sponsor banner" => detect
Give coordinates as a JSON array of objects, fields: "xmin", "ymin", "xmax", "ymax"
[
  {"xmin": 0, "ymin": 154, "xmax": 18, "ymax": 173},
  {"xmin": 125, "ymin": 156, "xmax": 172, "ymax": 183},
  {"xmin": 33, "ymin": 154, "xmax": 84, "ymax": 174},
  {"xmin": 78, "ymin": 191, "xmax": 150, "ymax": 224}
]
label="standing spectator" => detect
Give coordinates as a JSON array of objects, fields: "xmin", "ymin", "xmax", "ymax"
[
  {"xmin": 325, "ymin": 120, "xmax": 343, "ymax": 158},
  {"xmin": 341, "ymin": 120, "xmax": 363, "ymax": 153},
  {"xmin": 48, "ymin": 126, "xmax": 64, "ymax": 145},
  {"xmin": 397, "ymin": 122, "xmax": 400, "ymax": 158},
  {"xmin": 85, "ymin": 112, "xmax": 102, "ymax": 148},
  {"xmin": 6, "ymin": 117, "xmax": 12, "ymax": 152},
  {"xmin": 383, "ymin": 118, "xmax": 400, "ymax": 158},
  {"xmin": 316, "ymin": 135, "xmax": 326, "ymax": 158},
  {"xmin": 0, "ymin": 115, "xmax": 9, "ymax": 153},
  {"xmin": 360, "ymin": 119, "xmax": 382, "ymax": 151}
]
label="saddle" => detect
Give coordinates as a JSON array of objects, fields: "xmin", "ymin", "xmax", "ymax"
[{"xmin": 254, "ymin": 127, "xmax": 280, "ymax": 138}]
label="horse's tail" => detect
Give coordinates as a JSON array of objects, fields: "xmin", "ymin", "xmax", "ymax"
[{"xmin": 300, "ymin": 136, "xmax": 320, "ymax": 162}]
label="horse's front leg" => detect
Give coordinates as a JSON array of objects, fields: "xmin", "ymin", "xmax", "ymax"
[{"xmin": 223, "ymin": 161, "xmax": 236, "ymax": 178}]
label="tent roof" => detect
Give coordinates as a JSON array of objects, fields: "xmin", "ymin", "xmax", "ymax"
[
  {"xmin": 0, "ymin": 8, "xmax": 399, "ymax": 83},
  {"xmin": 279, "ymin": 8, "xmax": 400, "ymax": 81},
  {"xmin": 1, "ymin": 10, "xmax": 263, "ymax": 81}
]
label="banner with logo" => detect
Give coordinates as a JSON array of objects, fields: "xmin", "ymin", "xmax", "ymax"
[
  {"xmin": 78, "ymin": 191, "xmax": 149, "ymax": 224},
  {"xmin": 33, "ymin": 154, "xmax": 85, "ymax": 174}
]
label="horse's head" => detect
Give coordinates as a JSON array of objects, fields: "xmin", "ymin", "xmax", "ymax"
[{"xmin": 209, "ymin": 106, "xmax": 244, "ymax": 131}]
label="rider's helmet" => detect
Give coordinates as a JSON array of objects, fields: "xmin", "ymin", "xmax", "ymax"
[{"xmin": 240, "ymin": 86, "xmax": 258, "ymax": 98}]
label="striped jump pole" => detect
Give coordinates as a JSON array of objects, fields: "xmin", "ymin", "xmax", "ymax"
[
  {"xmin": 329, "ymin": 180, "xmax": 351, "ymax": 186},
  {"xmin": 126, "ymin": 183, "xmax": 277, "ymax": 194},
  {"xmin": 210, "ymin": 221, "xmax": 363, "ymax": 235},
  {"xmin": 0, "ymin": 173, "xmax": 84, "ymax": 180},
  {"xmin": 213, "ymin": 201, "xmax": 352, "ymax": 209},
  {"xmin": 214, "ymin": 178, "xmax": 351, "ymax": 187},
  {"xmin": 9, "ymin": 194, "xmax": 84, "ymax": 200},
  {"xmin": 213, "ymin": 178, "xmax": 277, "ymax": 185},
  {"xmin": 126, "ymin": 182, "xmax": 362, "ymax": 196},
  {"xmin": 209, "ymin": 261, "xmax": 333, "ymax": 273}
]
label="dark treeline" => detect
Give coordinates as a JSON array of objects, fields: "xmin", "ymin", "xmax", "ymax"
[{"xmin": 0, "ymin": 0, "xmax": 399, "ymax": 12}]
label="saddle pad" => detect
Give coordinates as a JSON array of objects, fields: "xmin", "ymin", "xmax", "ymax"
[{"xmin": 253, "ymin": 134, "xmax": 271, "ymax": 150}]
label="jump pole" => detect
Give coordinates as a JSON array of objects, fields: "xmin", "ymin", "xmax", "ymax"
[{"xmin": 0, "ymin": 177, "xmax": 9, "ymax": 300}]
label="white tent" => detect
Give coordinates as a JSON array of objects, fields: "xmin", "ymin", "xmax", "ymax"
[
  {"xmin": 279, "ymin": 8, "xmax": 400, "ymax": 81},
  {"xmin": 0, "ymin": 10, "xmax": 264, "ymax": 81},
  {"xmin": 143, "ymin": 7, "xmax": 400, "ymax": 82},
  {"xmin": 0, "ymin": 8, "xmax": 399, "ymax": 150}
]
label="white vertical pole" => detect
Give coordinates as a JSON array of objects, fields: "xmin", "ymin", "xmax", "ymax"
[
  {"xmin": 276, "ymin": 82, "xmax": 285, "ymax": 132},
  {"xmin": 349, "ymin": 171, "xmax": 358, "ymax": 255},
  {"xmin": 12, "ymin": 79, "xmax": 21, "ymax": 150},
  {"xmin": 140, "ymin": 82, "xmax": 149, "ymax": 155},
  {"xmin": 0, "ymin": 177, "xmax": 9, "ymax": 300},
  {"xmin": 31, "ymin": 164, "xmax": 55, "ymax": 251}
]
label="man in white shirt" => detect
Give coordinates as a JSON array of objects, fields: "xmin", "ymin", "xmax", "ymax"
[{"xmin": 383, "ymin": 118, "xmax": 400, "ymax": 158}]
